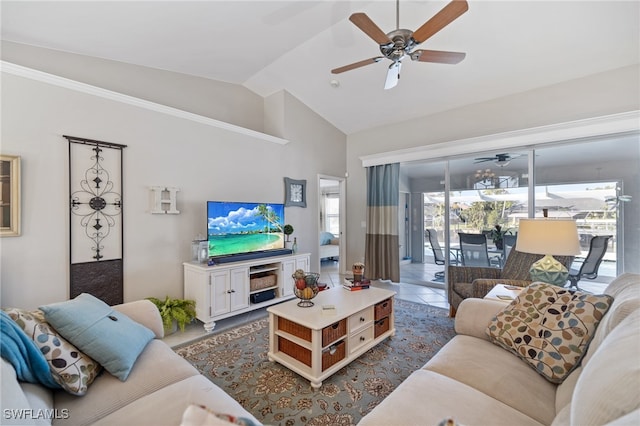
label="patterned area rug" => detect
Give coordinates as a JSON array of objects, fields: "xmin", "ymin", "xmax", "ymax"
[{"xmin": 175, "ymin": 299, "xmax": 455, "ymax": 426}]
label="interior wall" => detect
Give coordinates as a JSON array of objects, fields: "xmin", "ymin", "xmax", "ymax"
[
  {"xmin": 0, "ymin": 72, "xmax": 346, "ymax": 309},
  {"xmin": 1, "ymin": 41, "xmax": 265, "ymax": 134},
  {"xmin": 345, "ymin": 65, "xmax": 640, "ymax": 276}
]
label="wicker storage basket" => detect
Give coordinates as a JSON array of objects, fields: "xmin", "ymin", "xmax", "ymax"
[
  {"xmin": 278, "ymin": 317, "xmax": 312, "ymax": 342},
  {"xmin": 374, "ymin": 298, "xmax": 393, "ymax": 320},
  {"xmin": 250, "ymin": 274, "xmax": 277, "ymax": 292},
  {"xmin": 322, "ymin": 340, "xmax": 346, "ymax": 370},
  {"xmin": 374, "ymin": 317, "xmax": 390, "ymax": 338},
  {"xmin": 322, "ymin": 319, "xmax": 347, "ymax": 347},
  {"xmin": 278, "ymin": 336, "xmax": 311, "ymax": 367}
]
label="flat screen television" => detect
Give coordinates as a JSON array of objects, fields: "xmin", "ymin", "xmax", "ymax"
[{"xmin": 207, "ymin": 201, "xmax": 286, "ymax": 259}]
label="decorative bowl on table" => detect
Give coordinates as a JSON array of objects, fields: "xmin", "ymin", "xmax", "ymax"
[{"xmin": 292, "ymin": 270, "xmax": 320, "ymax": 307}]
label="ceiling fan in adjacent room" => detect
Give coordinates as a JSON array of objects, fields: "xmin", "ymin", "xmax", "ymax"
[
  {"xmin": 331, "ymin": 0, "xmax": 468, "ymax": 89},
  {"xmin": 474, "ymin": 153, "xmax": 524, "ymax": 167}
]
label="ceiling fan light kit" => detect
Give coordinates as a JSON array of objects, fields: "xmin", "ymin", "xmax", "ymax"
[{"xmin": 331, "ymin": 0, "xmax": 469, "ymax": 89}]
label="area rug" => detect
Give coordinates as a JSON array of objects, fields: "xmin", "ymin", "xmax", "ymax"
[{"xmin": 175, "ymin": 299, "xmax": 455, "ymax": 426}]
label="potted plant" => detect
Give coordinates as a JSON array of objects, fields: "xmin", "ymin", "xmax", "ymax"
[
  {"xmin": 489, "ymin": 224, "xmax": 510, "ymax": 250},
  {"xmin": 147, "ymin": 296, "xmax": 196, "ymax": 334},
  {"xmin": 283, "ymin": 224, "xmax": 294, "ymax": 249}
]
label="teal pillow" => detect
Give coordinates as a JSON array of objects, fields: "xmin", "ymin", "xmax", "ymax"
[{"xmin": 40, "ymin": 293, "xmax": 154, "ymax": 381}]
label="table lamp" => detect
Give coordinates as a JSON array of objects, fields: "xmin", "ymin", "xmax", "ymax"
[{"xmin": 515, "ymin": 218, "xmax": 581, "ymax": 286}]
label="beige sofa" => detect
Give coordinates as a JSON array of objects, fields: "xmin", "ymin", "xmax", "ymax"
[
  {"xmin": 359, "ymin": 273, "xmax": 640, "ymax": 426},
  {"xmin": 1, "ymin": 300, "xmax": 260, "ymax": 426}
]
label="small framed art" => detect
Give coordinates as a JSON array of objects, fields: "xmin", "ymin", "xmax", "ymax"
[
  {"xmin": 284, "ymin": 177, "xmax": 307, "ymax": 208},
  {"xmin": 0, "ymin": 154, "xmax": 21, "ymax": 237}
]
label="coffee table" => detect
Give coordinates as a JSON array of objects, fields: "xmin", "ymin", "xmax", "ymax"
[{"xmin": 267, "ymin": 286, "xmax": 395, "ymax": 388}]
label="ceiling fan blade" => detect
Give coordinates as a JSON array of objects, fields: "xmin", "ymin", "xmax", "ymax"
[
  {"xmin": 331, "ymin": 57, "xmax": 384, "ymax": 74},
  {"xmin": 349, "ymin": 13, "xmax": 392, "ymax": 45},
  {"xmin": 411, "ymin": 0, "xmax": 469, "ymax": 44},
  {"xmin": 384, "ymin": 61, "xmax": 401, "ymax": 90},
  {"xmin": 411, "ymin": 49, "xmax": 466, "ymax": 64}
]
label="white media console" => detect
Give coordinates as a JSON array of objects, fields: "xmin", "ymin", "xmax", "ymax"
[{"xmin": 183, "ymin": 253, "xmax": 310, "ymax": 331}]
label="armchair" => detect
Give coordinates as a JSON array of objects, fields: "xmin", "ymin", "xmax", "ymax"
[{"xmin": 447, "ymin": 249, "xmax": 573, "ymax": 316}]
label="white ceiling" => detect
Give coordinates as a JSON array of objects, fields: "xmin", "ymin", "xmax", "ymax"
[{"xmin": 1, "ymin": 1, "xmax": 639, "ymax": 135}]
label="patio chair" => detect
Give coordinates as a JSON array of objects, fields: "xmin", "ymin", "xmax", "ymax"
[
  {"xmin": 501, "ymin": 234, "xmax": 518, "ymax": 266},
  {"xmin": 567, "ymin": 235, "xmax": 612, "ymax": 290},
  {"xmin": 426, "ymin": 229, "xmax": 458, "ymax": 279},
  {"xmin": 458, "ymin": 232, "xmax": 491, "ymax": 267},
  {"xmin": 447, "ymin": 249, "xmax": 574, "ymax": 317}
]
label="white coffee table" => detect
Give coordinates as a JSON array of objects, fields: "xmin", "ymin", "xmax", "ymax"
[
  {"xmin": 267, "ymin": 286, "xmax": 396, "ymax": 388},
  {"xmin": 484, "ymin": 284, "xmax": 523, "ymax": 302}
]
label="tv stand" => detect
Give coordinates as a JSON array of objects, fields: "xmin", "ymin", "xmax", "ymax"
[{"xmin": 183, "ymin": 252, "xmax": 310, "ymax": 332}]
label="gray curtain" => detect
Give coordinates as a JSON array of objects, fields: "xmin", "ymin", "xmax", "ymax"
[{"xmin": 365, "ymin": 163, "xmax": 400, "ymax": 282}]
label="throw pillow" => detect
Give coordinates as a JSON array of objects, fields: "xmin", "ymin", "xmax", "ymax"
[
  {"xmin": 3, "ymin": 307, "xmax": 101, "ymax": 395},
  {"xmin": 40, "ymin": 293, "xmax": 155, "ymax": 381},
  {"xmin": 486, "ymin": 282, "xmax": 613, "ymax": 383}
]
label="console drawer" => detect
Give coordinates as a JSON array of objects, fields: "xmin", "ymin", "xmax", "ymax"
[
  {"xmin": 349, "ymin": 325, "xmax": 374, "ymax": 354},
  {"xmin": 349, "ymin": 306, "xmax": 373, "ymax": 333}
]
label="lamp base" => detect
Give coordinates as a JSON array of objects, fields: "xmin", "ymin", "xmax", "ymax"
[{"xmin": 529, "ymin": 254, "xmax": 569, "ymax": 287}]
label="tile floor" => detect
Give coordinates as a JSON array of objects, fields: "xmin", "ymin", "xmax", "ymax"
[{"xmin": 164, "ymin": 258, "xmax": 611, "ymax": 348}]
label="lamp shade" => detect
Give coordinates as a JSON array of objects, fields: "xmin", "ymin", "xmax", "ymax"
[
  {"xmin": 515, "ymin": 219, "xmax": 581, "ymax": 256},
  {"xmin": 516, "ymin": 218, "xmax": 581, "ymax": 286}
]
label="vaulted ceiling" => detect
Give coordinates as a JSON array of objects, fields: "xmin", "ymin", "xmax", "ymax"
[{"xmin": 2, "ymin": 1, "xmax": 639, "ymax": 135}]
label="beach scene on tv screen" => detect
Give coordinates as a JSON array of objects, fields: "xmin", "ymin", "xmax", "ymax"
[{"xmin": 207, "ymin": 202, "xmax": 285, "ymax": 257}]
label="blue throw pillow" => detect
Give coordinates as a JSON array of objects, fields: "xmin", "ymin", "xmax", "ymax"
[{"xmin": 40, "ymin": 293, "xmax": 154, "ymax": 381}]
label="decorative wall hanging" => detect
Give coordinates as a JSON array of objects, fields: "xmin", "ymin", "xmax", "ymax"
[
  {"xmin": 284, "ymin": 177, "xmax": 307, "ymax": 207},
  {"xmin": 0, "ymin": 154, "xmax": 21, "ymax": 237},
  {"xmin": 149, "ymin": 186, "xmax": 180, "ymax": 214},
  {"xmin": 65, "ymin": 135, "xmax": 127, "ymax": 305}
]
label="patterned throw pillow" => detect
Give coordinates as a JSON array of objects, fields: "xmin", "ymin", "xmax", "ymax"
[
  {"xmin": 486, "ymin": 283, "xmax": 613, "ymax": 383},
  {"xmin": 3, "ymin": 308, "xmax": 102, "ymax": 395}
]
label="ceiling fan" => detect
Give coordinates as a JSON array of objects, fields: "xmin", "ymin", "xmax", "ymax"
[
  {"xmin": 331, "ymin": 0, "xmax": 468, "ymax": 89},
  {"xmin": 474, "ymin": 153, "xmax": 524, "ymax": 167}
]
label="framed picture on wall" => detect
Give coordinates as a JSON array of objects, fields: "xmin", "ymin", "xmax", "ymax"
[
  {"xmin": 0, "ymin": 154, "xmax": 21, "ymax": 237},
  {"xmin": 284, "ymin": 177, "xmax": 307, "ymax": 208}
]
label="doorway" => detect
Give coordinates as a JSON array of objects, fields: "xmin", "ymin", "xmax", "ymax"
[{"xmin": 318, "ymin": 176, "xmax": 345, "ymax": 286}]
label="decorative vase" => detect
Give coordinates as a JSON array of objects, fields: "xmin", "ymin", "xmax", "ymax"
[
  {"xmin": 352, "ymin": 267, "xmax": 364, "ymax": 282},
  {"xmin": 292, "ymin": 272, "xmax": 320, "ymax": 307}
]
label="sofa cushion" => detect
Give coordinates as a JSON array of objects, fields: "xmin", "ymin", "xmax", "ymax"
[
  {"xmin": 88, "ymin": 375, "xmax": 262, "ymax": 426},
  {"xmin": 581, "ymin": 273, "xmax": 640, "ymax": 366},
  {"xmin": 40, "ymin": 293, "xmax": 154, "ymax": 381},
  {"xmin": 486, "ymin": 282, "xmax": 612, "ymax": 383},
  {"xmin": 0, "ymin": 358, "xmax": 43, "ymax": 426},
  {"xmin": 570, "ymin": 308, "xmax": 640, "ymax": 425},
  {"xmin": 53, "ymin": 339, "xmax": 200, "ymax": 426},
  {"xmin": 3, "ymin": 307, "xmax": 101, "ymax": 395},
  {"xmin": 423, "ymin": 334, "xmax": 556, "ymax": 425},
  {"xmin": 358, "ymin": 369, "xmax": 543, "ymax": 426}
]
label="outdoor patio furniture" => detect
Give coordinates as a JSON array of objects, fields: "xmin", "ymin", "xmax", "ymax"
[
  {"xmin": 458, "ymin": 232, "xmax": 491, "ymax": 267},
  {"xmin": 567, "ymin": 235, "xmax": 612, "ymax": 289}
]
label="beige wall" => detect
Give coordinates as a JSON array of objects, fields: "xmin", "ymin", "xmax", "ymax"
[{"xmin": 0, "ymin": 45, "xmax": 347, "ymax": 309}]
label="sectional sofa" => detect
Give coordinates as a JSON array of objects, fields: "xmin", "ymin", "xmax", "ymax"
[
  {"xmin": 359, "ymin": 273, "xmax": 640, "ymax": 425},
  {"xmin": 1, "ymin": 298, "xmax": 260, "ymax": 426}
]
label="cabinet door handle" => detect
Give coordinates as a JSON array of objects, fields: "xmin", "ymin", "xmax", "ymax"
[
  {"xmin": 360, "ymin": 317, "xmax": 365, "ymax": 322},
  {"xmin": 360, "ymin": 336, "xmax": 365, "ymax": 342}
]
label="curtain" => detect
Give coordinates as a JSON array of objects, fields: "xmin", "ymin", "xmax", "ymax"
[{"xmin": 365, "ymin": 163, "xmax": 400, "ymax": 282}]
